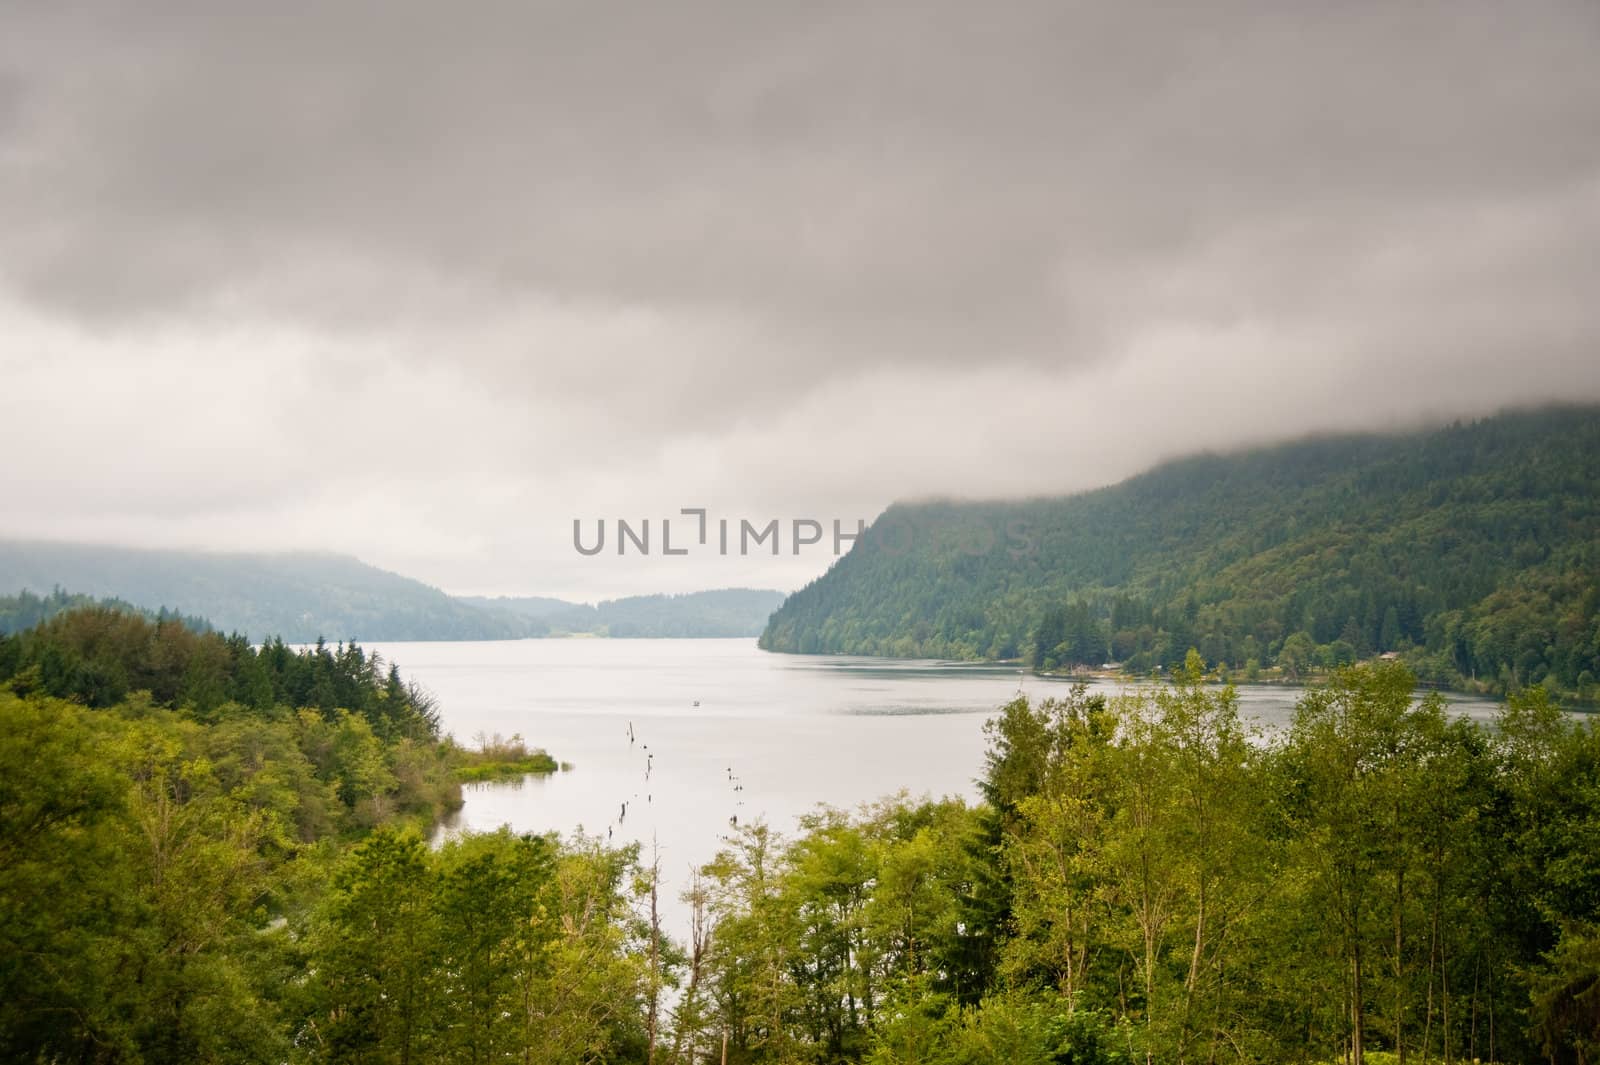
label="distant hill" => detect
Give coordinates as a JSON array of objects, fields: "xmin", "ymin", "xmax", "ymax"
[
  {"xmin": 458, "ymin": 595, "xmax": 580, "ymax": 621},
  {"xmin": 0, "ymin": 542, "xmax": 786, "ymax": 643},
  {"xmin": 0, "ymin": 543, "xmax": 532, "ymax": 643},
  {"xmin": 463, "ymin": 588, "xmax": 786, "ymax": 638},
  {"xmin": 760, "ymin": 405, "xmax": 1600, "ymax": 702}
]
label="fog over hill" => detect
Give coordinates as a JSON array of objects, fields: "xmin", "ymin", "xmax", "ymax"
[
  {"xmin": 763, "ymin": 405, "xmax": 1600, "ymax": 701},
  {"xmin": 0, "ymin": 542, "xmax": 783, "ymax": 642}
]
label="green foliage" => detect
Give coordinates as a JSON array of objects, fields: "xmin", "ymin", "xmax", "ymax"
[
  {"xmin": 0, "ymin": 607, "xmax": 443, "ymax": 742},
  {"xmin": 0, "ymin": 608, "xmax": 633, "ymax": 1064},
  {"xmin": 453, "ymin": 731, "xmax": 563, "ymax": 782},
  {"xmin": 295, "ymin": 827, "xmax": 649, "ymax": 1063},
  {"xmin": 6, "ymin": 606, "xmax": 1600, "ymax": 1062},
  {"xmin": 761, "ymin": 406, "xmax": 1600, "ymax": 702},
  {"xmin": 675, "ymin": 663, "xmax": 1600, "ymax": 1065},
  {"xmin": 1528, "ymin": 922, "xmax": 1600, "ymax": 1063},
  {"xmin": 869, "ymin": 989, "xmax": 1129, "ymax": 1065},
  {"xmin": 0, "ymin": 691, "xmax": 299, "ymax": 1062}
]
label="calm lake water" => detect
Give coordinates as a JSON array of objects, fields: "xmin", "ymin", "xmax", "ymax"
[{"xmin": 361, "ymin": 637, "xmax": 1502, "ymax": 926}]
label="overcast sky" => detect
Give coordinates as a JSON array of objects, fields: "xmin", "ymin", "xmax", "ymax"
[{"xmin": 2, "ymin": 0, "xmax": 1598, "ymax": 600}]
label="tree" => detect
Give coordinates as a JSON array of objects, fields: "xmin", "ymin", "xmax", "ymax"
[
  {"xmin": 1275, "ymin": 662, "xmax": 1448, "ymax": 1065},
  {"xmin": 305, "ymin": 828, "xmax": 440, "ymax": 1063},
  {"xmin": 1277, "ymin": 631, "xmax": 1316, "ymax": 681}
]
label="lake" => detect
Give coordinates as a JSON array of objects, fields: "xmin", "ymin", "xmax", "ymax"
[{"xmin": 360, "ymin": 637, "xmax": 1503, "ymax": 925}]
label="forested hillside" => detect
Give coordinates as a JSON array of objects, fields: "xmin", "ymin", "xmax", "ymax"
[
  {"xmin": 0, "ymin": 542, "xmax": 539, "ymax": 642},
  {"xmin": 761, "ymin": 406, "xmax": 1600, "ymax": 701},
  {"xmin": 0, "ymin": 608, "xmax": 623, "ymax": 1063},
  {"xmin": 0, "ymin": 543, "xmax": 784, "ymax": 643},
  {"xmin": 466, "ymin": 588, "xmax": 786, "ymax": 637}
]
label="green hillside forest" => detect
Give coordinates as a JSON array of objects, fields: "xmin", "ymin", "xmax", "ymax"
[
  {"xmin": 761, "ymin": 406, "xmax": 1600, "ymax": 702},
  {"xmin": 0, "ymin": 543, "xmax": 533, "ymax": 643},
  {"xmin": 463, "ymin": 588, "xmax": 787, "ymax": 638},
  {"xmin": 0, "ymin": 543, "xmax": 785, "ymax": 642},
  {"xmin": 3, "ymin": 608, "xmax": 1598, "ymax": 1062}
]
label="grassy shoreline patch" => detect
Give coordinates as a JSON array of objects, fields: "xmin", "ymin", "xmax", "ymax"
[{"xmin": 453, "ymin": 731, "xmax": 566, "ymax": 781}]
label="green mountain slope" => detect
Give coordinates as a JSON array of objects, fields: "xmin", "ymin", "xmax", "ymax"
[
  {"xmin": 0, "ymin": 543, "xmax": 533, "ymax": 643},
  {"xmin": 760, "ymin": 406, "xmax": 1600, "ymax": 700}
]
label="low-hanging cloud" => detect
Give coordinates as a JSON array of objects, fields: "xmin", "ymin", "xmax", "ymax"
[{"xmin": 1, "ymin": 0, "xmax": 1597, "ymax": 598}]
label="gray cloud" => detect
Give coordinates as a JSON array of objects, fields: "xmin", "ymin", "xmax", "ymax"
[{"xmin": 1, "ymin": 0, "xmax": 1597, "ymax": 597}]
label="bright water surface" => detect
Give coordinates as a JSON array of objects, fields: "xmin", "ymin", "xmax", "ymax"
[{"xmin": 360, "ymin": 638, "xmax": 1502, "ymax": 931}]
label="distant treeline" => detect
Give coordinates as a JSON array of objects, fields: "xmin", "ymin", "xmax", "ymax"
[
  {"xmin": 466, "ymin": 587, "xmax": 787, "ymax": 638},
  {"xmin": 762, "ymin": 406, "xmax": 1600, "ymax": 703}
]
